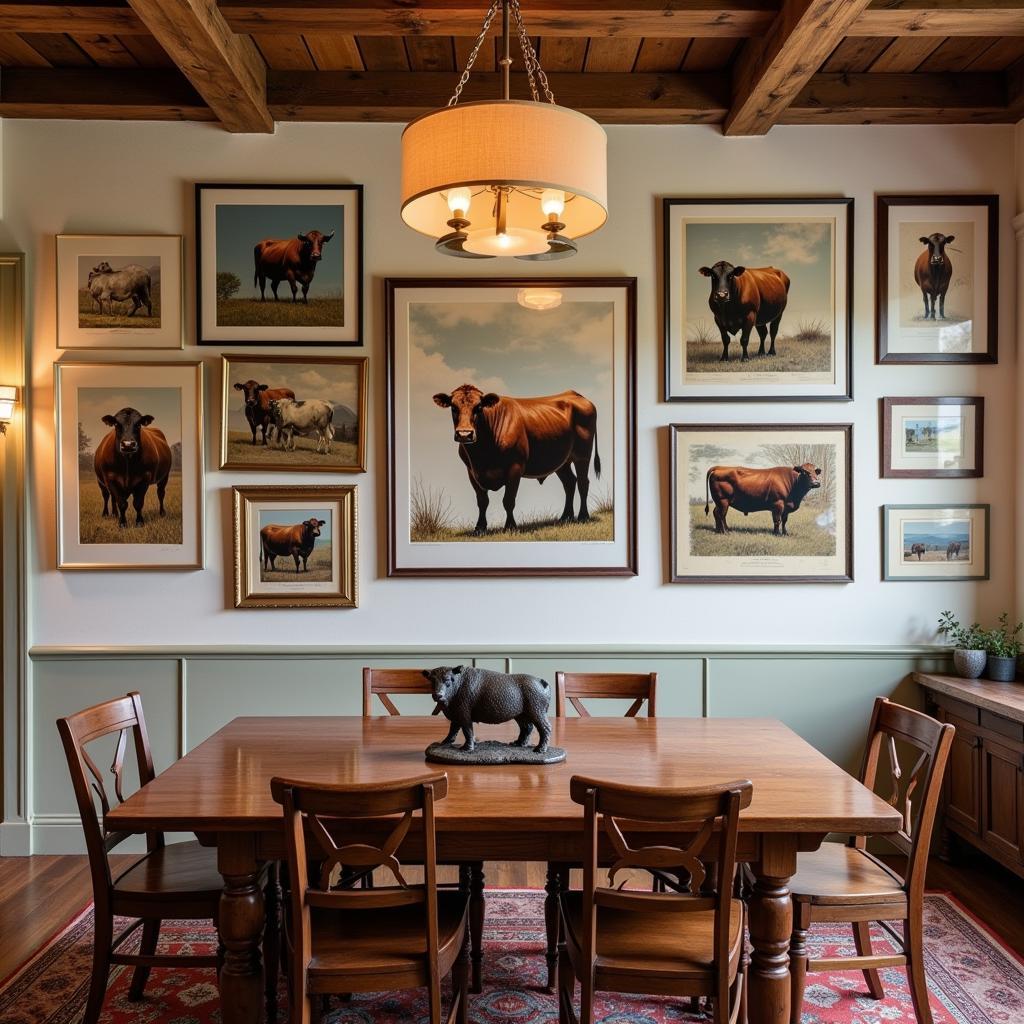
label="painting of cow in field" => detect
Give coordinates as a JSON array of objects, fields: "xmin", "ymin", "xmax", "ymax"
[
  {"xmin": 259, "ymin": 510, "xmax": 333, "ymax": 582},
  {"xmin": 77, "ymin": 256, "xmax": 161, "ymax": 330},
  {"xmin": 898, "ymin": 220, "xmax": 974, "ymax": 334}
]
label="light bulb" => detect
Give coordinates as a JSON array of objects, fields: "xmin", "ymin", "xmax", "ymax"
[
  {"xmin": 540, "ymin": 189, "xmax": 565, "ymax": 219},
  {"xmin": 462, "ymin": 226, "xmax": 550, "ymax": 257},
  {"xmin": 446, "ymin": 187, "xmax": 472, "ymax": 216}
]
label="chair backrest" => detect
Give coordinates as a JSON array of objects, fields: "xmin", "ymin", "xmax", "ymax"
[
  {"xmin": 270, "ymin": 772, "xmax": 449, "ymax": 993},
  {"xmin": 856, "ymin": 697, "xmax": 955, "ymax": 904},
  {"xmin": 362, "ymin": 667, "xmax": 442, "ymax": 717},
  {"xmin": 555, "ymin": 671, "xmax": 657, "ymax": 718},
  {"xmin": 569, "ymin": 774, "xmax": 752, "ymax": 1000},
  {"xmin": 56, "ymin": 692, "xmax": 160, "ymax": 910}
]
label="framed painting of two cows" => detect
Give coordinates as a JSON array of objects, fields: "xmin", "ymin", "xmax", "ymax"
[
  {"xmin": 386, "ymin": 278, "xmax": 636, "ymax": 577},
  {"xmin": 876, "ymin": 195, "xmax": 998, "ymax": 364},
  {"xmin": 663, "ymin": 198, "xmax": 853, "ymax": 402},
  {"xmin": 195, "ymin": 183, "xmax": 363, "ymax": 346}
]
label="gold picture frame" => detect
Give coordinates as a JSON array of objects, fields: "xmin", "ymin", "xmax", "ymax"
[{"xmin": 233, "ymin": 484, "xmax": 358, "ymax": 608}]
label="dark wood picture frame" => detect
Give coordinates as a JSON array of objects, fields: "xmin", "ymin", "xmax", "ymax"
[
  {"xmin": 195, "ymin": 182, "xmax": 364, "ymax": 347},
  {"xmin": 386, "ymin": 277, "xmax": 637, "ymax": 578},
  {"xmin": 669, "ymin": 423, "xmax": 854, "ymax": 584},
  {"xmin": 662, "ymin": 196, "xmax": 854, "ymax": 403},
  {"xmin": 876, "ymin": 194, "xmax": 998, "ymax": 364},
  {"xmin": 882, "ymin": 504, "xmax": 990, "ymax": 582},
  {"xmin": 881, "ymin": 396, "xmax": 984, "ymax": 479}
]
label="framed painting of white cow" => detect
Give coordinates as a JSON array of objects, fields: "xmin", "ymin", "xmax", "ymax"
[
  {"xmin": 663, "ymin": 198, "xmax": 853, "ymax": 402},
  {"xmin": 233, "ymin": 485, "xmax": 358, "ymax": 608},
  {"xmin": 56, "ymin": 234, "xmax": 183, "ymax": 350},
  {"xmin": 55, "ymin": 361, "xmax": 203, "ymax": 569},
  {"xmin": 876, "ymin": 195, "xmax": 997, "ymax": 364},
  {"xmin": 196, "ymin": 183, "xmax": 363, "ymax": 346},
  {"xmin": 386, "ymin": 278, "xmax": 636, "ymax": 577},
  {"xmin": 220, "ymin": 354, "xmax": 367, "ymax": 472},
  {"xmin": 670, "ymin": 423, "xmax": 853, "ymax": 584}
]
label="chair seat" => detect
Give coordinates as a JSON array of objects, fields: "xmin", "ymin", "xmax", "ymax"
[
  {"xmin": 112, "ymin": 840, "xmax": 224, "ymax": 905},
  {"xmin": 307, "ymin": 890, "xmax": 469, "ymax": 987},
  {"xmin": 790, "ymin": 843, "xmax": 907, "ymax": 906},
  {"xmin": 560, "ymin": 891, "xmax": 743, "ymax": 982}
]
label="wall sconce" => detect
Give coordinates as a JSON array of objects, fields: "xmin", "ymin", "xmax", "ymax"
[{"xmin": 0, "ymin": 385, "xmax": 18, "ymax": 436}]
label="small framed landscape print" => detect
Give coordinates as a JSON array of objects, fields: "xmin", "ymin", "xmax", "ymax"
[
  {"xmin": 663, "ymin": 197, "xmax": 853, "ymax": 402},
  {"xmin": 882, "ymin": 396, "xmax": 983, "ymax": 479},
  {"xmin": 876, "ymin": 194, "xmax": 997, "ymax": 363},
  {"xmin": 882, "ymin": 505, "xmax": 989, "ymax": 582},
  {"xmin": 56, "ymin": 234, "xmax": 183, "ymax": 349},
  {"xmin": 387, "ymin": 277, "xmax": 636, "ymax": 577},
  {"xmin": 670, "ymin": 423, "xmax": 853, "ymax": 584},
  {"xmin": 220, "ymin": 354, "xmax": 367, "ymax": 472},
  {"xmin": 196, "ymin": 183, "xmax": 363, "ymax": 346},
  {"xmin": 233, "ymin": 485, "xmax": 357, "ymax": 608},
  {"xmin": 55, "ymin": 361, "xmax": 203, "ymax": 569}
]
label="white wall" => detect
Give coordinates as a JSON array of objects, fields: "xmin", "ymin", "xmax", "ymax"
[{"xmin": 2, "ymin": 119, "xmax": 1017, "ymax": 648}]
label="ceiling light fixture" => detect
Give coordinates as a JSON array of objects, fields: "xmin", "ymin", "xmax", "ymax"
[
  {"xmin": 516, "ymin": 287, "xmax": 563, "ymax": 311},
  {"xmin": 400, "ymin": 0, "xmax": 608, "ymax": 261}
]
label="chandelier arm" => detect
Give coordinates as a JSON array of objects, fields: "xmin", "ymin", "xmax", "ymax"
[{"xmin": 448, "ymin": 0, "xmax": 501, "ymax": 106}]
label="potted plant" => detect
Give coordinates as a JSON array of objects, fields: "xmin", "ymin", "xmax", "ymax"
[
  {"xmin": 981, "ymin": 613, "xmax": 1022, "ymax": 682},
  {"xmin": 937, "ymin": 611, "xmax": 986, "ymax": 679}
]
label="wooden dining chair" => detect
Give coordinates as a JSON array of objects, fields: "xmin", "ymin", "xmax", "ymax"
[
  {"xmin": 57, "ymin": 692, "xmax": 277, "ymax": 1024},
  {"xmin": 788, "ymin": 697, "xmax": 955, "ymax": 1024},
  {"xmin": 270, "ymin": 772, "xmax": 470, "ymax": 1024},
  {"xmin": 558, "ymin": 775, "xmax": 753, "ymax": 1024},
  {"xmin": 361, "ymin": 667, "xmax": 485, "ymax": 993}
]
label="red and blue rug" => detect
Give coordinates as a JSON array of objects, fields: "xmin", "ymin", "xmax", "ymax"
[{"xmin": 0, "ymin": 889, "xmax": 1021, "ymax": 1023}]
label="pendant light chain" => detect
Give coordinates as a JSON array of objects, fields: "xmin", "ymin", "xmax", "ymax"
[{"xmin": 448, "ymin": 0, "xmax": 501, "ymax": 106}]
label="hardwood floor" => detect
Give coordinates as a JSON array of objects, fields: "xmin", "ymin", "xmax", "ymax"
[{"xmin": 0, "ymin": 848, "xmax": 1020, "ymax": 988}]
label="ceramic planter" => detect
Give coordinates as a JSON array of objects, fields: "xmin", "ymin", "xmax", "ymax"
[
  {"xmin": 953, "ymin": 649, "xmax": 987, "ymax": 679},
  {"xmin": 986, "ymin": 654, "xmax": 1017, "ymax": 682}
]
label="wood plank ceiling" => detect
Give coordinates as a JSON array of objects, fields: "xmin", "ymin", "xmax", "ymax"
[{"xmin": 0, "ymin": 1, "xmax": 1022, "ymax": 132}]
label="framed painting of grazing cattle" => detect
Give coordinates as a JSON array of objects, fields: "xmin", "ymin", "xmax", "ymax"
[
  {"xmin": 663, "ymin": 198, "xmax": 853, "ymax": 402},
  {"xmin": 220, "ymin": 354, "xmax": 367, "ymax": 472},
  {"xmin": 386, "ymin": 278, "xmax": 636, "ymax": 577},
  {"xmin": 881, "ymin": 396, "xmax": 984, "ymax": 479},
  {"xmin": 195, "ymin": 183, "xmax": 363, "ymax": 346},
  {"xmin": 876, "ymin": 195, "xmax": 998, "ymax": 364},
  {"xmin": 232, "ymin": 485, "xmax": 358, "ymax": 608},
  {"xmin": 55, "ymin": 361, "xmax": 203, "ymax": 569},
  {"xmin": 882, "ymin": 504, "xmax": 989, "ymax": 582},
  {"xmin": 56, "ymin": 234, "xmax": 183, "ymax": 349},
  {"xmin": 669, "ymin": 423, "xmax": 853, "ymax": 584}
]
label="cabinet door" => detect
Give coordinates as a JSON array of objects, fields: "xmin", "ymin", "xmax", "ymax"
[
  {"xmin": 981, "ymin": 736, "xmax": 1024, "ymax": 864},
  {"xmin": 943, "ymin": 714, "xmax": 982, "ymax": 835}
]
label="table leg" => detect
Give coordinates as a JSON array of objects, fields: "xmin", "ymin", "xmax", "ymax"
[
  {"xmin": 747, "ymin": 836, "xmax": 798, "ymax": 1024},
  {"xmin": 469, "ymin": 864, "xmax": 485, "ymax": 994},
  {"xmin": 218, "ymin": 833, "xmax": 265, "ymax": 1024}
]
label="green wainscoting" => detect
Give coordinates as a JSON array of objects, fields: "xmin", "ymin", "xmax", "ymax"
[{"xmin": 16, "ymin": 645, "xmax": 948, "ymax": 854}]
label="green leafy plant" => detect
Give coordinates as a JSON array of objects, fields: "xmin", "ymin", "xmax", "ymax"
[
  {"xmin": 981, "ymin": 612, "xmax": 1023, "ymax": 658},
  {"xmin": 937, "ymin": 610, "xmax": 985, "ymax": 650}
]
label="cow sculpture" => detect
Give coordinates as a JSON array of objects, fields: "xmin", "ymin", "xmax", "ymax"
[
  {"xmin": 269, "ymin": 398, "xmax": 335, "ymax": 454},
  {"xmin": 915, "ymin": 233, "xmax": 954, "ymax": 320},
  {"xmin": 698, "ymin": 261, "xmax": 791, "ymax": 362},
  {"xmin": 909, "ymin": 543, "xmax": 927, "ymax": 560},
  {"xmin": 94, "ymin": 407, "xmax": 171, "ymax": 529},
  {"xmin": 87, "ymin": 262, "xmax": 153, "ymax": 318},
  {"xmin": 233, "ymin": 379, "xmax": 296, "ymax": 446},
  {"xmin": 432, "ymin": 384, "xmax": 600, "ymax": 534},
  {"xmin": 253, "ymin": 229, "xmax": 334, "ymax": 303},
  {"xmin": 947, "ymin": 541, "xmax": 962, "ymax": 560},
  {"xmin": 705, "ymin": 463, "xmax": 821, "ymax": 536},
  {"xmin": 260, "ymin": 518, "xmax": 325, "ymax": 573}
]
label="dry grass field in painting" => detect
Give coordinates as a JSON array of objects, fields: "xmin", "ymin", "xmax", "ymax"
[
  {"xmin": 685, "ymin": 319, "xmax": 831, "ymax": 374},
  {"xmin": 687, "ymin": 501, "xmax": 835, "ymax": 558},
  {"xmin": 216, "ymin": 295, "xmax": 343, "ymax": 328},
  {"xmin": 224, "ymin": 430, "xmax": 358, "ymax": 469},
  {"xmin": 260, "ymin": 544, "xmax": 333, "ymax": 583},
  {"xmin": 78, "ymin": 471, "xmax": 182, "ymax": 545}
]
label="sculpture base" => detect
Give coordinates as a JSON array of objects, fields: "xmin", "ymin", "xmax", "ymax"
[{"xmin": 425, "ymin": 740, "xmax": 566, "ymax": 766}]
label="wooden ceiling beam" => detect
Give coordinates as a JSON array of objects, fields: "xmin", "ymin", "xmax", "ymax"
[
  {"xmin": 0, "ymin": 4, "xmax": 144, "ymax": 34},
  {"xmin": 725, "ymin": 0, "xmax": 875, "ymax": 136},
  {"xmin": 852, "ymin": 2, "xmax": 1024, "ymax": 37},
  {"xmin": 124, "ymin": 0, "xmax": 273, "ymax": 132}
]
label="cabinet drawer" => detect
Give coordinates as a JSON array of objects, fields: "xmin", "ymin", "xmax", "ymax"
[
  {"xmin": 980, "ymin": 710, "xmax": 1024, "ymax": 744},
  {"xmin": 932, "ymin": 694, "xmax": 981, "ymax": 725}
]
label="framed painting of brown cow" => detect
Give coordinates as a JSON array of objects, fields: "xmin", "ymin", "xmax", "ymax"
[
  {"xmin": 233, "ymin": 485, "xmax": 358, "ymax": 607},
  {"xmin": 663, "ymin": 198, "xmax": 853, "ymax": 402},
  {"xmin": 876, "ymin": 195, "xmax": 998, "ymax": 364},
  {"xmin": 386, "ymin": 278, "xmax": 636, "ymax": 577},
  {"xmin": 55, "ymin": 361, "xmax": 203, "ymax": 569},
  {"xmin": 220, "ymin": 354, "xmax": 367, "ymax": 472},
  {"xmin": 196, "ymin": 183, "xmax": 363, "ymax": 346},
  {"xmin": 670, "ymin": 423, "xmax": 853, "ymax": 583}
]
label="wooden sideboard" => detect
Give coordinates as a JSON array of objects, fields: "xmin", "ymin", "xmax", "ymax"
[{"xmin": 915, "ymin": 672, "xmax": 1024, "ymax": 879}]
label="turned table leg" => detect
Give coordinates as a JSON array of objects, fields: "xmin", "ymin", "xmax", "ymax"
[
  {"xmin": 218, "ymin": 833, "xmax": 265, "ymax": 1024},
  {"xmin": 747, "ymin": 836, "xmax": 798, "ymax": 1024}
]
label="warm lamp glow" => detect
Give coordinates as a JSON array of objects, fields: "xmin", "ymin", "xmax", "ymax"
[
  {"xmin": 516, "ymin": 288, "xmax": 563, "ymax": 311},
  {"xmin": 446, "ymin": 187, "xmax": 473, "ymax": 216},
  {"xmin": 0, "ymin": 385, "xmax": 17, "ymax": 435},
  {"xmin": 541, "ymin": 189, "xmax": 565, "ymax": 219},
  {"xmin": 463, "ymin": 226, "xmax": 550, "ymax": 257}
]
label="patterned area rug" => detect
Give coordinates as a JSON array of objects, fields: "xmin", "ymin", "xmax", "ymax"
[{"xmin": 0, "ymin": 890, "xmax": 1021, "ymax": 1023}]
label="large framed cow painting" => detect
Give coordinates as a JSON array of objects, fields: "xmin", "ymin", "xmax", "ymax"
[
  {"xmin": 670, "ymin": 423, "xmax": 853, "ymax": 584},
  {"xmin": 663, "ymin": 198, "xmax": 853, "ymax": 402},
  {"xmin": 55, "ymin": 361, "xmax": 204, "ymax": 569},
  {"xmin": 386, "ymin": 278, "xmax": 636, "ymax": 577},
  {"xmin": 196, "ymin": 183, "xmax": 363, "ymax": 346}
]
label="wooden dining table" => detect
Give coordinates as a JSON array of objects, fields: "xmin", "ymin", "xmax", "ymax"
[{"xmin": 106, "ymin": 715, "xmax": 903, "ymax": 1024}]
